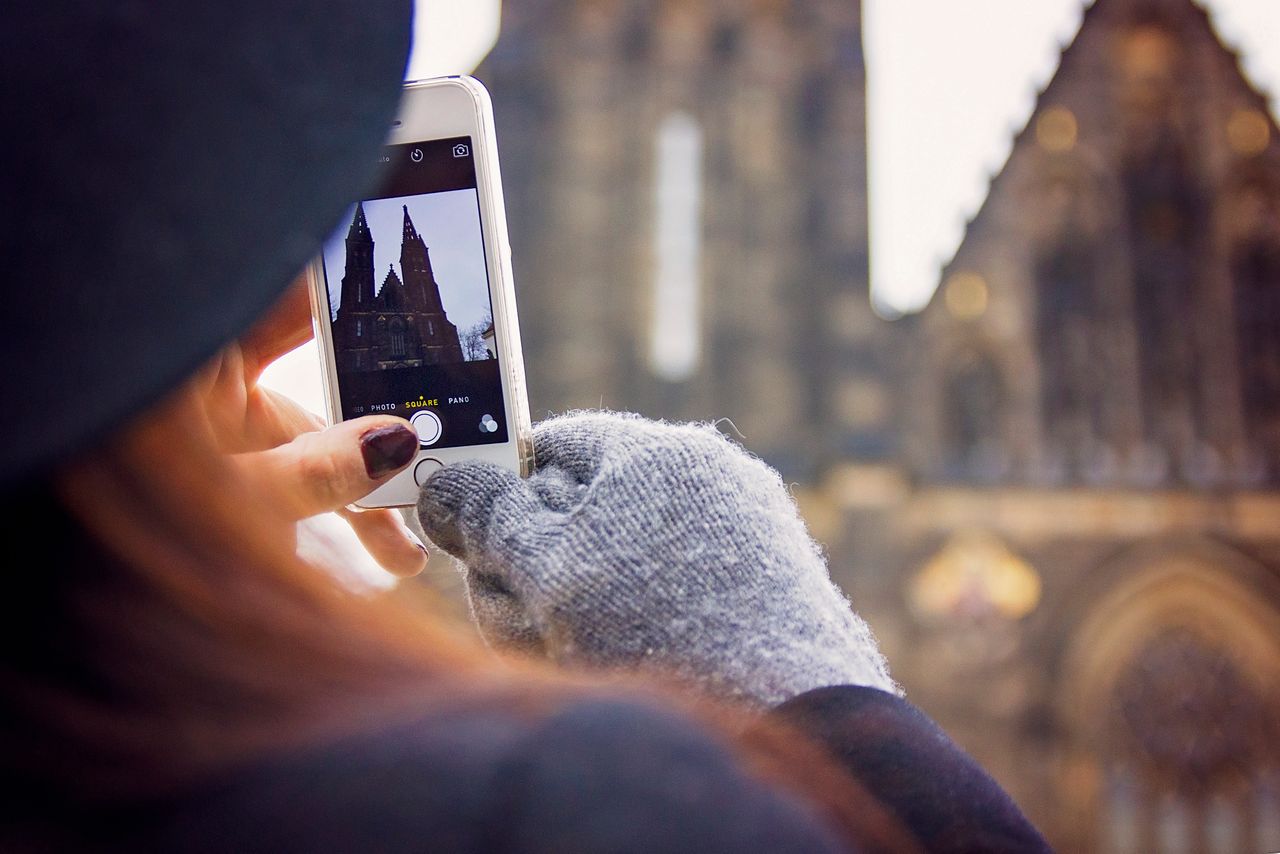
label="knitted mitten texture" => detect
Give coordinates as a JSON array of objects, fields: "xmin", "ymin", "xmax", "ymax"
[{"xmin": 417, "ymin": 411, "xmax": 898, "ymax": 706}]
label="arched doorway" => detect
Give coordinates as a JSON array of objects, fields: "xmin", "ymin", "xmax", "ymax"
[{"xmin": 1055, "ymin": 545, "xmax": 1280, "ymax": 852}]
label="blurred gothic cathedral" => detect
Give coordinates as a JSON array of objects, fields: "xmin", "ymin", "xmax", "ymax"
[{"xmin": 478, "ymin": 0, "xmax": 1280, "ymax": 850}]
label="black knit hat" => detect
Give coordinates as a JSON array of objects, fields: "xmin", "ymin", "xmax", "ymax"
[{"xmin": 0, "ymin": 0, "xmax": 412, "ymax": 484}]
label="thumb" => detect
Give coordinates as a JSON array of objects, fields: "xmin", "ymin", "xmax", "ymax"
[
  {"xmin": 238, "ymin": 417, "xmax": 419, "ymax": 520},
  {"xmin": 416, "ymin": 461, "xmax": 541, "ymax": 561}
]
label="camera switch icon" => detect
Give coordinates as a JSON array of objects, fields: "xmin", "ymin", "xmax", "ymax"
[{"xmin": 452, "ymin": 143, "xmax": 470, "ymax": 159}]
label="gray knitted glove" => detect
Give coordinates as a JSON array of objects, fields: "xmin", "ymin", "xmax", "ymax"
[{"xmin": 417, "ymin": 411, "xmax": 898, "ymax": 706}]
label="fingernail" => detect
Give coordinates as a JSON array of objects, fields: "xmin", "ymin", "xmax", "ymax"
[
  {"xmin": 406, "ymin": 528, "xmax": 429, "ymax": 554},
  {"xmin": 361, "ymin": 425, "xmax": 418, "ymax": 479}
]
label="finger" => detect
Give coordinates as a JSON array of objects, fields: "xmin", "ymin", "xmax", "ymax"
[
  {"xmin": 336, "ymin": 506, "xmax": 428, "ymax": 578},
  {"xmin": 416, "ymin": 461, "xmax": 545, "ymax": 561},
  {"xmin": 238, "ymin": 417, "xmax": 418, "ymax": 520},
  {"xmin": 239, "ymin": 274, "xmax": 315, "ymax": 377},
  {"xmin": 532, "ymin": 410, "xmax": 640, "ymax": 483},
  {"xmin": 242, "ymin": 385, "xmax": 327, "ymax": 451}
]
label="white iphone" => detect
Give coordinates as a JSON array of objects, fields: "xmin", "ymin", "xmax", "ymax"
[{"xmin": 307, "ymin": 76, "xmax": 533, "ymax": 508}]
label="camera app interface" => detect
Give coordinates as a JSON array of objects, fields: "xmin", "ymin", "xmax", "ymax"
[{"xmin": 321, "ymin": 137, "xmax": 508, "ymax": 450}]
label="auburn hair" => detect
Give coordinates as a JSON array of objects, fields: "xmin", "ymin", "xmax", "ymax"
[{"xmin": 0, "ymin": 378, "xmax": 915, "ymax": 852}]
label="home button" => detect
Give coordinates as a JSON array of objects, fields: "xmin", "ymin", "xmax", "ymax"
[{"xmin": 413, "ymin": 458, "xmax": 443, "ymax": 487}]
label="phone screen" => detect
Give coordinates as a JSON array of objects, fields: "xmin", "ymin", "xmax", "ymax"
[{"xmin": 319, "ymin": 137, "xmax": 509, "ymax": 450}]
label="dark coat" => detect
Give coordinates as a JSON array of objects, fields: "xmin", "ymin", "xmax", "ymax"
[{"xmin": 94, "ymin": 686, "xmax": 1050, "ymax": 853}]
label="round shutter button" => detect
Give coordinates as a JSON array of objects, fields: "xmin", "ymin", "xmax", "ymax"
[
  {"xmin": 413, "ymin": 458, "xmax": 443, "ymax": 486},
  {"xmin": 410, "ymin": 410, "xmax": 442, "ymax": 446}
]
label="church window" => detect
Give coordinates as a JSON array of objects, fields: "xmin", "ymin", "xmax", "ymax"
[
  {"xmin": 427, "ymin": 319, "xmax": 435, "ymax": 338},
  {"xmin": 1123, "ymin": 134, "xmax": 1205, "ymax": 456},
  {"xmin": 356, "ymin": 318, "xmax": 363, "ymax": 338},
  {"xmin": 1099, "ymin": 629, "xmax": 1279, "ymax": 853},
  {"xmin": 942, "ymin": 349, "xmax": 1004, "ymax": 480},
  {"xmin": 621, "ymin": 15, "xmax": 650, "ymax": 62},
  {"xmin": 1232, "ymin": 235, "xmax": 1280, "ymax": 436},
  {"xmin": 798, "ymin": 73, "xmax": 831, "ymax": 135},
  {"xmin": 711, "ymin": 21, "xmax": 740, "ymax": 60},
  {"xmin": 648, "ymin": 111, "xmax": 704, "ymax": 383},
  {"xmin": 1035, "ymin": 238, "xmax": 1102, "ymax": 469},
  {"xmin": 389, "ymin": 318, "xmax": 407, "ymax": 358}
]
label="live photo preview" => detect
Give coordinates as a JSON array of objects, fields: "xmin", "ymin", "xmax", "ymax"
[{"xmin": 322, "ymin": 190, "xmax": 496, "ymax": 374}]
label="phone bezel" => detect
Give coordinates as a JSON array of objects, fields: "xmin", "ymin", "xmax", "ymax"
[{"xmin": 306, "ymin": 76, "xmax": 534, "ymax": 508}]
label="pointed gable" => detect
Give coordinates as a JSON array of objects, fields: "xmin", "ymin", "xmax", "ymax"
[
  {"xmin": 376, "ymin": 264, "xmax": 404, "ymax": 311},
  {"xmin": 911, "ymin": 0, "xmax": 1280, "ymax": 487}
]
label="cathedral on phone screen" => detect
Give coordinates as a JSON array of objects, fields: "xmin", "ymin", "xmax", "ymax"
[{"xmin": 320, "ymin": 138, "xmax": 508, "ymax": 449}]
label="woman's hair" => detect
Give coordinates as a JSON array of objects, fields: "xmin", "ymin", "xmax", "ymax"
[{"xmin": 0, "ymin": 378, "xmax": 914, "ymax": 851}]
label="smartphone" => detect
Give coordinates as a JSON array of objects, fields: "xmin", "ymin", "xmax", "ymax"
[{"xmin": 307, "ymin": 76, "xmax": 533, "ymax": 508}]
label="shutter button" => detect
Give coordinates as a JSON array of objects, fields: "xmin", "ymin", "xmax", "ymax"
[{"xmin": 410, "ymin": 410, "xmax": 442, "ymax": 447}]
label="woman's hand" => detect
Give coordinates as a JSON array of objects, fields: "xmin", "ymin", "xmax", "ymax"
[
  {"xmin": 416, "ymin": 411, "xmax": 897, "ymax": 706},
  {"xmin": 193, "ymin": 278, "xmax": 428, "ymax": 578}
]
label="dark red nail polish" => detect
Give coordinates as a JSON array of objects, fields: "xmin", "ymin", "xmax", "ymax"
[{"xmin": 361, "ymin": 425, "xmax": 418, "ymax": 479}]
